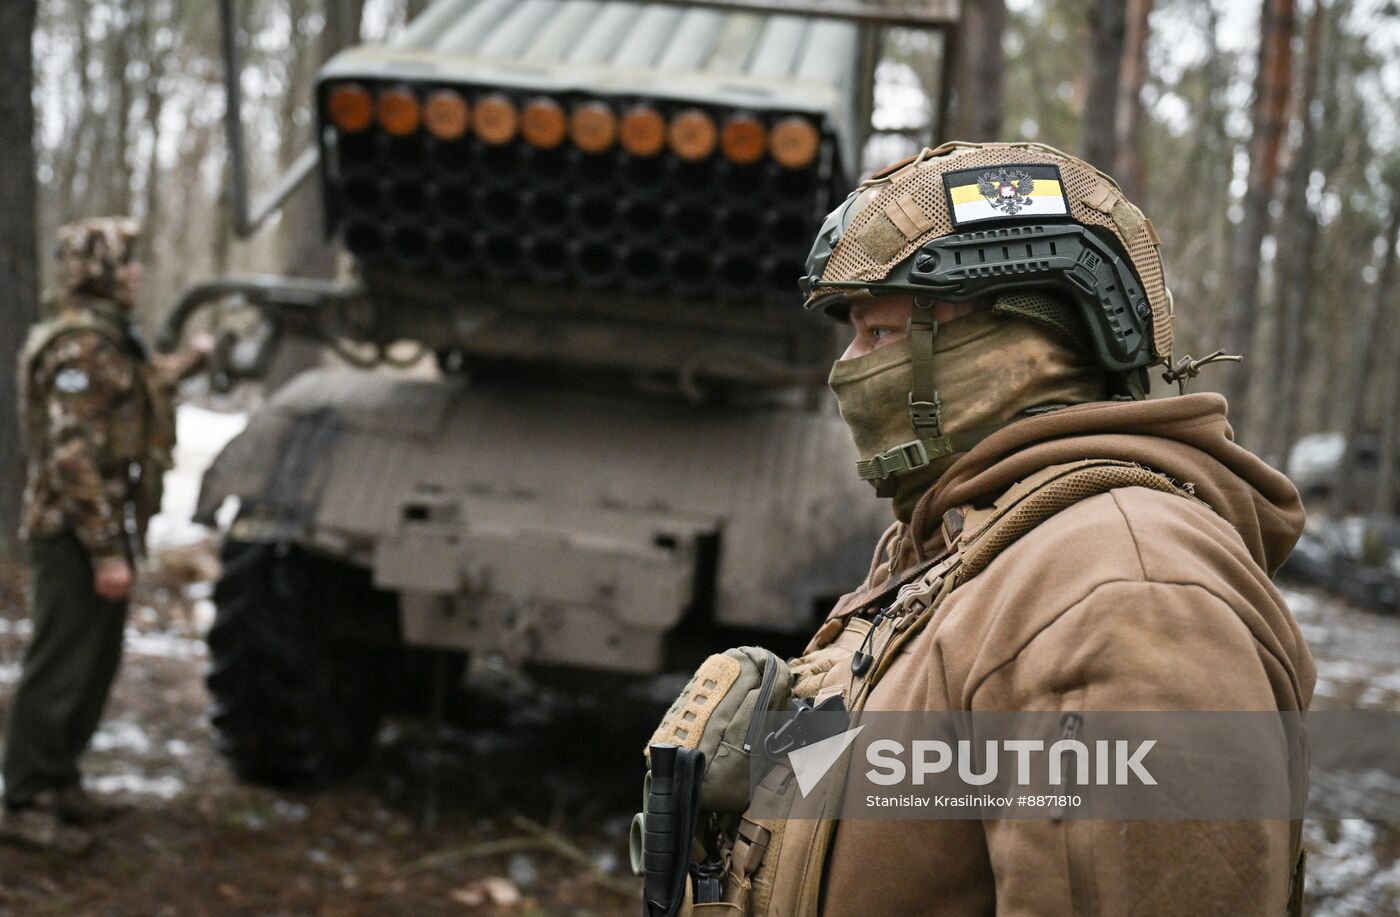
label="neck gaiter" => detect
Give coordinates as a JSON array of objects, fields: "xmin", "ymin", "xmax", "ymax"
[{"xmin": 828, "ymin": 310, "xmax": 1109, "ymax": 521}]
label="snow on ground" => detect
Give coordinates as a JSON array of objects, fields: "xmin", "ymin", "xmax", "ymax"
[
  {"xmin": 145, "ymin": 404, "xmax": 247, "ymax": 551},
  {"xmin": 88, "ymin": 772, "xmax": 187, "ymax": 800},
  {"xmin": 0, "ymin": 618, "xmax": 30, "ymax": 638},
  {"xmin": 1283, "ymin": 586, "xmax": 1400, "ymax": 710},
  {"xmin": 1281, "ymin": 586, "xmax": 1400, "ymax": 915},
  {"xmin": 1305, "ymin": 819, "xmax": 1400, "ymax": 917},
  {"xmin": 92, "ymin": 716, "xmax": 156, "ymax": 754},
  {"xmin": 122, "ymin": 626, "xmax": 207, "ymax": 661}
]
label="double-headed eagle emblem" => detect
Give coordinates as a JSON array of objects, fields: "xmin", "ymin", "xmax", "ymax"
[{"xmin": 977, "ymin": 168, "xmax": 1035, "ymax": 215}]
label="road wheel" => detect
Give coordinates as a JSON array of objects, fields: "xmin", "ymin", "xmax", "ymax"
[{"xmin": 206, "ymin": 539, "xmax": 389, "ymax": 787}]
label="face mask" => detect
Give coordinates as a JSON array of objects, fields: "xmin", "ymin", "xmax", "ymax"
[
  {"xmin": 828, "ymin": 311, "xmax": 1108, "ymax": 515},
  {"xmin": 828, "ymin": 335, "xmax": 919, "ymax": 465}
]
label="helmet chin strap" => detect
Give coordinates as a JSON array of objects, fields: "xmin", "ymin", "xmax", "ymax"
[
  {"xmin": 854, "ymin": 297, "xmax": 1007, "ymax": 494},
  {"xmin": 907, "ymin": 296, "xmax": 943, "ymax": 443}
]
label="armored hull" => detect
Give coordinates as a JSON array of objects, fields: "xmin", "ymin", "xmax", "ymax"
[{"xmin": 200, "ymin": 367, "xmax": 886, "ymax": 674}]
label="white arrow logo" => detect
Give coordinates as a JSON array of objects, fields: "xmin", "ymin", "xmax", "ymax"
[{"xmin": 788, "ymin": 725, "xmax": 865, "ymax": 798}]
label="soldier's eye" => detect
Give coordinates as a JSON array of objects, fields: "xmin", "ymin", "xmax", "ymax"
[{"xmin": 871, "ymin": 327, "xmax": 896, "ymax": 342}]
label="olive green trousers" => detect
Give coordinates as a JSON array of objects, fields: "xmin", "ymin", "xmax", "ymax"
[{"xmin": 3, "ymin": 532, "xmax": 127, "ymax": 808}]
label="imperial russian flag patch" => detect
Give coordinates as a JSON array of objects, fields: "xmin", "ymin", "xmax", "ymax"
[{"xmin": 943, "ymin": 164, "xmax": 1070, "ymax": 227}]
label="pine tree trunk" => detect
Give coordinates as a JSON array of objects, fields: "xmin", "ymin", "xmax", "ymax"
[
  {"xmin": 56, "ymin": 0, "xmax": 93, "ymax": 206},
  {"xmin": 1267, "ymin": 1, "xmax": 1327, "ymax": 470},
  {"xmin": 0, "ymin": 0, "xmax": 39, "ymax": 554},
  {"xmin": 1332, "ymin": 195, "xmax": 1400, "ymax": 517},
  {"xmin": 1082, "ymin": 0, "xmax": 1127, "ymax": 170},
  {"xmin": 108, "ymin": 0, "xmax": 136, "ymax": 215},
  {"xmin": 1111, "ymin": 0, "xmax": 1153, "ymax": 198},
  {"xmin": 1221, "ymin": 0, "xmax": 1296, "ymax": 445},
  {"xmin": 952, "ymin": 0, "xmax": 1006, "ymax": 141},
  {"xmin": 141, "ymin": 1, "xmax": 170, "ymax": 243},
  {"xmin": 1373, "ymin": 309, "xmax": 1400, "ymax": 523}
]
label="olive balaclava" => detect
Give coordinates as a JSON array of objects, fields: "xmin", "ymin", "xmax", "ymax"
[{"xmin": 828, "ymin": 295, "xmax": 1108, "ymax": 521}]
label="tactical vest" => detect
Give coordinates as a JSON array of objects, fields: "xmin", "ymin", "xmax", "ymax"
[
  {"xmin": 18, "ymin": 301, "xmax": 177, "ymax": 537},
  {"xmin": 655, "ymin": 460, "xmax": 1306, "ymax": 917}
]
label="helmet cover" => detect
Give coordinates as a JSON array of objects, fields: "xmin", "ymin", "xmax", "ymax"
[{"xmin": 801, "ymin": 142, "xmax": 1173, "ymax": 376}]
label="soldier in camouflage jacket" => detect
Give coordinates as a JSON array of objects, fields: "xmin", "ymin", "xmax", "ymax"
[{"xmin": 2, "ymin": 217, "xmax": 206, "ymax": 852}]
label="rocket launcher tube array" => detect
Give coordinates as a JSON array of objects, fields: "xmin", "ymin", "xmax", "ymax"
[{"xmin": 319, "ymin": 0, "xmax": 838, "ymax": 300}]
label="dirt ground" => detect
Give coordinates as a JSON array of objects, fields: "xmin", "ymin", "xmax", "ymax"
[
  {"xmin": 0, "ymin": 544, "xmax": 1398, "ymax": 916},
  {"xmin": 0, "ymin": 544, "xmax": 643, "ymax": 916}
]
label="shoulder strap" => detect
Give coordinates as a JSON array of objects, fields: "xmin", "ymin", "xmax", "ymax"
[
  {"xmin": 18, "ymin": 313, "xmax": 129, "ymax": 451},
  {"xmin": 826, "ymin": 460, "xmax": 1201, "ymax": 633},
  {"xmin": 22, "ymin": 313, "xmax": 125, "ymax": 372},
  {"xmin": 956, "ymin": 459, "xmax": 1202, "ymax": 579}
]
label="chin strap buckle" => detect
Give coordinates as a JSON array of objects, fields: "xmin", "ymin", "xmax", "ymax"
[
  {"xmin": 908, "ymin": 393, "xmax": 943, "ymax": 434},
  {"xmin": 857, "ymin": 439, "xmax": 932, "ymax": 482},
  {"xmin": 855, "ymin": 422, "xmax": 1014, "ymax": 485}
]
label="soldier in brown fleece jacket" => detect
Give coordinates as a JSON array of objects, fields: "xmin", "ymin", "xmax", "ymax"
[
  {"xmin": 803, "ymin": 144, "xmax": 1312, "ymax": 916},
  {"xmin": 645, "ymin": 143, "xmax": 1312, "ymax": 917}
]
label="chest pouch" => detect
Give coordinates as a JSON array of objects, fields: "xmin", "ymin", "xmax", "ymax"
[{"xmin": 644, "ymin": 647, "xmax": 794, "ymax": 817}]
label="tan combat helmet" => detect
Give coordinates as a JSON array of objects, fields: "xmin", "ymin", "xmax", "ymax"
[
  {"xmin": 801, "ymin": 142, "xmax": 1174, "ymax": 393},
  {"xmin": 53, "ymin": 216, "xmax": 141, "ymax": 302}
]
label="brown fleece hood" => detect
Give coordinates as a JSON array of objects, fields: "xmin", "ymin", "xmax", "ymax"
[
  {"xmin": 814, "ymin": 392, "xmax": 1313, "ymax": 917},
  {"xmin": 914, "ymin": 392, "xmax": 1304, "ymax": 576}
]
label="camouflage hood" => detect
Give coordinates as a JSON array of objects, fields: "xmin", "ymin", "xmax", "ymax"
[
  {"xmin": 52, "ymin": 216, "xmax": 139, "ymax": 304},
  {"xmin": 919, "ymin": 393, "xmax": 1304, "ymax": 576}
]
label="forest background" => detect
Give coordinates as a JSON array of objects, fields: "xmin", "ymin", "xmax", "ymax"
[{"xmin": 0, "ymin": 0, "xmax": 1397, "ymax": 547}]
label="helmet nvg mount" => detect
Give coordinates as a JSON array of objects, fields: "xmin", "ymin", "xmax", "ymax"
[{"xmin": 802, "ymin": 142, "xmax": 1175, "ymax": 488}]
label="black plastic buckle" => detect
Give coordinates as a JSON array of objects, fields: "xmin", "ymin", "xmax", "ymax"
[
  {"xmin": 690, "ymin": 860, "xmax": 724, "ymax": 904},
  {"xmin": 762, "ymin": 695, "xmax": 847, "ymax": 760}
]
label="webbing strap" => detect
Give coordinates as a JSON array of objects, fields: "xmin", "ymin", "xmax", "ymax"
[
  {"xmin": 907, "ymin": 299, "xmax": 941, "ymax": 438},
  {"xmin": 959, "ymin": 461, "xmax": 1201, "ymax": 578},
  {"xmin": 855, "ymin": 423, "xmax": 1006, "ymax": 483}
]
